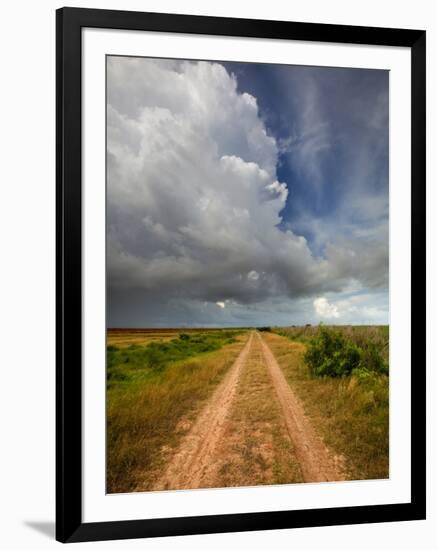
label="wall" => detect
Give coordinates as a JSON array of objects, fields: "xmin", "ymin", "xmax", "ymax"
[{"xmin": 0, "ymin": 1, "xmax": 434, "ymax": 548}]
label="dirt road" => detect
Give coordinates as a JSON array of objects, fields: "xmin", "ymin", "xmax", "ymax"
[
  {"xmin": 152, "ymin": 332, "xmax": 254, "ymax": 490},
  {"xmin": 257, "ymin": 332, "xmax": 344, "ymax": 482},
  {"xmin": 152, "ymin": 330, "xmax": 344, "ymax": 491}
]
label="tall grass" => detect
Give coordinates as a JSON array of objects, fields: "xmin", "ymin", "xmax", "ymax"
[
  {"xmin": 275, "ymin": 325, "xmax": 389, "ymax": 369},
  {"xmin": 107, "ymin": 330, "xmax": 241, "ymax": 386},
  {"xmin": 303, "ymin": 325, "xmax": 388, "ymax": 378},
  {"xmin": 107, "ymin": 330, "xmax": 245, "ymax": 493},
  {"xmin": 264, "ymin": 330, "xmax": 389, "ymax": 480}
]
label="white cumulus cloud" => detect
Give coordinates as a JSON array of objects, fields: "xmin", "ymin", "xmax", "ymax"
[
  {"xmin": 313, "ymin": 297, "xmax": 340, "ymax": 319},
  {"xmin": 106, "ymin": 57, "xmax": 334, "ymax": 304},
  {"xmin": 247, "ymin": 270, "xmax": 259, "ymax": 281}
]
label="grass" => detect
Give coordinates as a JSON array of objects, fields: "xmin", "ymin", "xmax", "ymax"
[
  {"xmin": 107, "ymin": 327, "xmax": 240, "ymax": 348},
  {"xmin": 275, "ymin": 325, "xmax": 389, "ymax": 361},
  {"xmin": 107, "ymin": 334, "xmax": 176, "ymax": 348},
  {"xmin": 107, "ymin": 329, "xmax": 246, "ymax": 493},
  {"xmin": 263, "ymin": 331, "xmax": 389, "ymax": 481},
  {"xmin": 303, "ymin": 325, "xmax": 388, "ymax": 378},
  {"xmin": 107, "ymin": 325, "xmax": 389, "ymax": 491},
  {"xmin": 107, "ymin": 330, "xmax": 242, "ymax": 386}
]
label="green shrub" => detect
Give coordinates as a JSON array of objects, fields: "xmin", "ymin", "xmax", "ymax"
[
  {"xmin": 359, "ymin": 342, "xmax": 388, "ymax": 375},
  {"xmin": 304, "ymin": 326, "xmax": 388, "ymax": 378},
  {"xmin": 127, "ymin": 343, "xmax": 140, "ymax": 350},
  {"xmin": 107, "ymin": 329, "xmax": 242, "ymax": 383},
  {"xmin": 145, "ymin": 347, "xmax": 167, "ymax": 371},
  {"xmin": 304, "ymin": 326, "xmax": 361, "ymax": 377}
]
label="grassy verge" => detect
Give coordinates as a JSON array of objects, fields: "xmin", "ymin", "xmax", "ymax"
[
  {"xmin": 107, "ymin": 330, "xmax": 246, "ymax": 493},
  {"xmin": 107, "ymin": 330, "xmax": 242, "ymax": 386},
  {"xmin": 274, "ymin": 325, "xmax": 389, "ymax": 362},
  {"xmin": 263, "ymin": 332, "xmax": 389, "ymax": 481}
]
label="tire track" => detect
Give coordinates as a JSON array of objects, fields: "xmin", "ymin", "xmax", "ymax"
[
  {"xmin": 257, "ymin": 332, "xmax": 344, "ymax": 483},
  {"xmin": 152, "ymin": 332, "xmax": 254, "ymax": 491}
]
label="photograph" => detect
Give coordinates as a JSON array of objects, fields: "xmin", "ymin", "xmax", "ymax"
[
  {"xmin": 0, "ymin": 0, "xmax": 431, "ymax": 547},
  {"xmin": 106, "ymin": 55, "xmax": 390, "ymax": 494}
]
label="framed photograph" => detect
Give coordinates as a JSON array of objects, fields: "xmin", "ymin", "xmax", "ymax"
[{"xmin": 56, "ymin": 7, "xmax": 426, "ymax": 543}]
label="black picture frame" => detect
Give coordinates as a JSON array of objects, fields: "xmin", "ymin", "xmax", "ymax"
[{"xmin": 56, "ymin": 6, "xmax": 426, "ymax": 543}]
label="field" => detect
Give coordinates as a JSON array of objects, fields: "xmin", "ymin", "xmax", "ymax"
[
  {"xmin": 274, "ymin": 325, "xmax": 389, "ymax": 364},
  {"xmin": 107, "ymin": 327, "xmax": 235, "ymax": 348},
  {"xmin": 107, "ymin": 325, "xmax": 389, "ymax": 493},
  {"xmin": 268, "ymin": 326, "xmax": 389, "ymax": 480},
  {"xmin": 107, "ymin": 328, "xmax": 247, "ymax": 492}
]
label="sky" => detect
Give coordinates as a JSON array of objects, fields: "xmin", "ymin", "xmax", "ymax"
[{"xmin": 106, "ymin": 56, "xmax": 389, "ymax": 327}]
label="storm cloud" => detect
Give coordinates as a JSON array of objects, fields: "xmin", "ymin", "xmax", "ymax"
[{"xmin": 107, "ymin": 57, "xmax": 389, "ymax": 327}]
